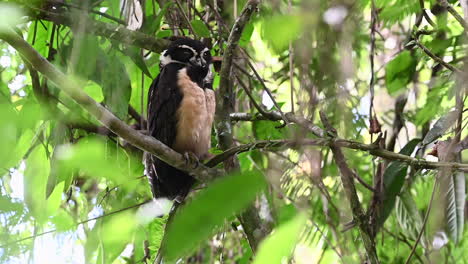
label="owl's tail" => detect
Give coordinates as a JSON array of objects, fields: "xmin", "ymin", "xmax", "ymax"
[{"xmin": 145, "ymin": 153, "xmax": 195, "ymax": 201}]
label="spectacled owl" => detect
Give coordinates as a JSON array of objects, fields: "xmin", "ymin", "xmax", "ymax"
[{"xmin": 145, "ymin": 38, "xmax": 215, "ymax": 201}]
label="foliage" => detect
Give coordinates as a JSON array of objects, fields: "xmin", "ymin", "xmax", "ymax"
[{"xmin": 0, "ymin": 0, "xmax": 467, "ymax": 263}]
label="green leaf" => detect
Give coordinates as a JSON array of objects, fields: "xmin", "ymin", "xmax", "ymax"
[
  {"xmin": 378, "ymin": 139, "xmax": 421, "ymax": 228},
  {"xmin": 99, "ymin": 50, "xmax": 132, "ymax": 119},
  {"xmin": 385, "ymin": 51, "xmax": 416, "ymax": 95},
  {"xmin": 253, "ymin": 121, "xmax": 284, "ymax": 140},
  {"xmin": 0, "ymin": 103, "xmax": 20, "ymax": 169},
  {"xmin": 24, "ymin": 146, "xmax": 50, "ymax": 224},
  {"xmin": 45, "ymin": 181, "xmax": 64, "ymax": 217},
  {"xmin": 239, "ymin": 23, "xmax": 254, "ymax": 47},
  {"xmin": 445, "ymin": 171, "xmax": 465, "ymax": 243},
  {"xmin": 191, "ymin": 20, "xmax": 210, "ymax": 37},
  {"xmin": 162, "ymin": 169, "xmax": 267, "ymax": 261},
  {"xmin": 376, "ymin": 0, "xmax": 419, "ymax": 25},
  {"xmin": 253, "ymin": 213, "xmax": 306, "ymax": 264},
  {"xmin": 83, "ymin": 81, "xmax": 104, "ymax": 102},
  {"xmin": 97, "ymin": 212, "xmax": 137, "ymax": 264},
  {"xmin": 55, "ymin": 137, "xmax": 139, "ymax": 191},
  {"xmin": 262, "ymin": 14, "xmax": 302, "ymax": 53},
  {"xmin": 58, "ymin": 37, "xmax": 131, "ymax": 119},
  {"xmin": 422, "ymin": 110, "xmax": 458, "ymax": 145}
]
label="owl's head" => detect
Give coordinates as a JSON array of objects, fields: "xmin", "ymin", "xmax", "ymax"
[{"xmin": 160, "ymin": 38, "xmax": 212, "ymax": 71}]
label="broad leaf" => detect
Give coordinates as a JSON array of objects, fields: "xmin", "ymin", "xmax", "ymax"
[
  {"xmin": 378, "ymin": 139, "xmax": 421, "ymax": 227},
  {"xmin": 191, "ymin": 20, "xmax": 210, "ymax": 38},
  {"xmin": 162, "ymin": 169, "xmax": 266, "ymax": 261},
  {"xmin": 24, "ymin": 146, "xmax": 50, "ymax": 224},
  {"xmin": 385, "ymin": 51, "xmax": 416, "ymax": 95}
]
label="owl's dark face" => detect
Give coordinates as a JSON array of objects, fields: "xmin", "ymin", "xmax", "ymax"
[{"xmin": 160, "ymin": 38, "xmax": 212, "ymax": 72}]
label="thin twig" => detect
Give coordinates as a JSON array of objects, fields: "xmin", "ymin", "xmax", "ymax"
[
  {"xmin": 174, "ymin": 0, "xmax": 196, "ymax": 36},
  {"xmin": 418, "ymin": 0, "xmax": 436, "ymax": 27},
  {"xmin": 404, "ymin": 180, "xmax": 438, "ymax": 264}
]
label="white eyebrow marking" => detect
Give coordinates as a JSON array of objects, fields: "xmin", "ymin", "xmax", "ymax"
[{"xmin": 178, "ymin": 45, "xmax": 197, "ymax": 55}]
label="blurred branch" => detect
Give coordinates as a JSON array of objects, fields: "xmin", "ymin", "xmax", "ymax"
[
  {"xmin": 319, "ymin": 111, "xmax": 380, "ymax": 264},
  {"xmin": 29, "ymin": 7, "xmax": 170, "ymax": 53},
  {"xmin": 0, "ymin": 29, "xmax": 222, "ymax": 183}
]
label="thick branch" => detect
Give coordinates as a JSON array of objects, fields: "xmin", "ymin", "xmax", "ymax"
[{"xmin": 0, "ymin": 29, "xmax": 220, "ymax": 183}]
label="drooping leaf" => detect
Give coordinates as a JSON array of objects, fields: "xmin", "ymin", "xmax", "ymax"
[
  {"xmin": 395, "ymin": 191, "xmax": 424, "ymax": 241},
  {"xmin": 58, "ymin": 36, "xmax": 132, "ymax": 119},
  {"xmin": 98, "ymin": 49, "xmax": 132, "ymax": 119},
  {"xmin": 378, "ymin": 138, "xmax": 421, "ymax": 227},
  {"xmin": 96, "ymin": 212, "xmax": 137, "ymax": 264},
  {"xmin": 422, "ymin": 110, "xmax": 458, "ymax": 145},
  {"xmin": 45, "ymin": 181, "xmax": 64, "ymax": 217},
  {"xmin": 0, "ymin": 103, "xmax": 20, "ymax": 169},
  {"xmin": 445, "ymin": 171, "xmax": 465, "ymax": 244},
  {"xmin": 191, "ymin": 20, "xmax": 211, "ymax": 38},
  {"xmin": 239, "ymin": 22, "xmax": 254, "ymax": 47},
  {"xmin": 24, "ymin": 145, "xmax": 50, "ymax": 224},
  {"xmin": 118, "ymin": 45, "xmax": 153, "ymax": 78},
  {"xmin": 253, "ymin": 213, "xmax": 306, "ymax": 264},
  {"xmin": 162, "ymin": 169, "xmax": 266, "ymax": 261}
]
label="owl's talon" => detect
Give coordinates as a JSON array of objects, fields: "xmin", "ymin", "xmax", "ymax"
[{"xmin": 183, "ymin": 152, "xmax": 199, "ymax": 169}]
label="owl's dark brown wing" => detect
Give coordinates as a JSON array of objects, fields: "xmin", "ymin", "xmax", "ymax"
[{"xmin": 146, "ymin": 63, "xmax": 194, "ymax": 199}]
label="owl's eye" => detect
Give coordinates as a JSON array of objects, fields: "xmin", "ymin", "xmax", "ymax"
[{"xmin": 179, "ymin": 48, "xmax": 193, "ymax": 60}]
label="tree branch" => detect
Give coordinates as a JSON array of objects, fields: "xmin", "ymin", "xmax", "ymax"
[
  {"xmin": 206, "ymin": 138, "xmax": 468, "ymax": 172},
  {"xmin": 0, "ymin": 29, "xmax": 221, "ymax": 183},
  {"xmin": 29, "ymin": 7, "xmax": 170, "ymax": 53},
  {"xmin": 319, "ymin": 111, "xmax": 380, "ymax": 264},
  {"xmin": 415, "ymin": 38, "xmax": 462, "ymax": 73}
]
